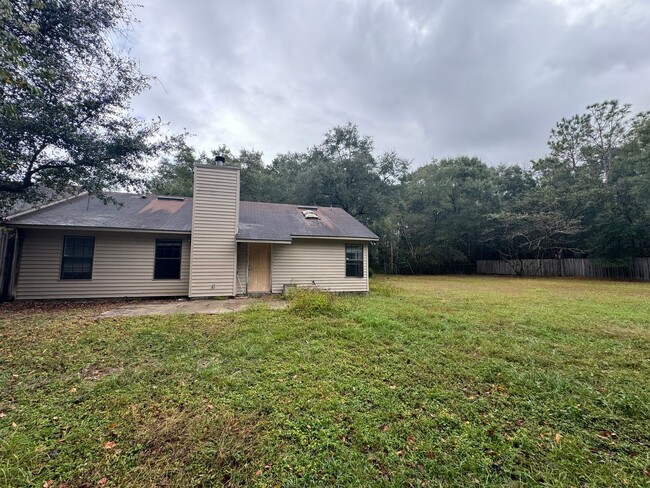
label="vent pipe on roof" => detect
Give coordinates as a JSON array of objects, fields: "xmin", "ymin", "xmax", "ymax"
[{"xmin": 214, "ymin": 155, "xmax": 225, "ymax": 166}]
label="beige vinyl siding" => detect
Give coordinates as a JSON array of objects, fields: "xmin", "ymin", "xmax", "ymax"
[
  {"xmin": 236, "ymin": 242, "xmax": 248, "ymax": 295},
  {"xmin": 189, "ymin": 165, "xmax": 239, "ymax": 297},
  {"xmin": 15, "ymin": 229, "xmax": 190, "ymax": 299},
  {"xmin": 271, "ymin": 239, "xmax": 369, "ymax": 293}
]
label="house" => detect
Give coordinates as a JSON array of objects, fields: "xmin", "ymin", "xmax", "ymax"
[{"xmin": 2, "ymin": 164, "xmax": 378, "ymax": 300}]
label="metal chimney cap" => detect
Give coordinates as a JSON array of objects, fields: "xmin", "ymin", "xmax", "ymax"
[{"xmin": 214, "ymin": 155, "xmax": 226, "ymax": 166}]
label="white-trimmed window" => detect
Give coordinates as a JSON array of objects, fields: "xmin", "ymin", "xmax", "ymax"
[{"xmin": 345, "ymin": 244, "xmax": 363, "ymax": 277}]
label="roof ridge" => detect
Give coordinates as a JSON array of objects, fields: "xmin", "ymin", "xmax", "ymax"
[{"xmin": 240, "ymin": 200, "xmax": 341, "ymax": 209}]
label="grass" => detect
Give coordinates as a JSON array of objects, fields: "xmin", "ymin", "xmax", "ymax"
[{"xmin": 1, "ymin": 276, "xmax": 649, "ymax": 487}]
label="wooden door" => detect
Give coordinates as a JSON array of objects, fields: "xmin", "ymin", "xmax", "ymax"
[{"xmin": 248, "ymin": 243, "xmax": 271, "ymax": 293}]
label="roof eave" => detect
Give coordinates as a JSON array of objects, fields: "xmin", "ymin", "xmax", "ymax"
[
  {"xmin": 236, "ymin": 238, "xmax": 292, "ymax": 244},
  {"xmin": 290, "ymin": 234, "xmax": 379, "ymax": 241},
  {"xmin": 7, "ymin": 223, "xmax": 191, "ymax": 235}
]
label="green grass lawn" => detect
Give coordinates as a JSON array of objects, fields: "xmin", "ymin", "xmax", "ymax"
[{"xmin": 1, "ymin": 276, "xmax": 650, "ymax": 487}]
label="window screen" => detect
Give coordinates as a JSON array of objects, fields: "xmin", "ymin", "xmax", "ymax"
[
  {"xmin": 60, "ymin": 236, "xmax": 95, "ymax": 279},
  {"xmin": 345, "ymin": 244, "xmax": 364, "ymax": 278},
  {"xmin": 154, "ymin": 239, "xmax": 182, "ymax": 279}
]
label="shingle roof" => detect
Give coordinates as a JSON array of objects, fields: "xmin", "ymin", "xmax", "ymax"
[
  {"xmin": 7, "ymin": 193, "xmax": 193, "ymax": 232},
  {"xmin": 238, "ymin": 201, "xmax": 378, "ymax": 241},
  {"xmin": 7, "ymin": 192, "xmax": 378, "ymax": 241},
  {"xmin": 2, "ymin": 188, "xmax": 79, "ymax": 218}
]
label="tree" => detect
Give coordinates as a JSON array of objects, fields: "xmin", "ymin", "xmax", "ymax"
[
  {"xmin": 232, "ymin": 147, "xmax": 278, "ymax": 202},
  {"xmin": 398, "ymin": 157, "xmax": 498, "ymax": 273},
  {"xmin": 149, "ymin": 142, "xmax": 207, "ymax": 197},
  {"xmin": 266, "ymin": 152, "xmax": 309, "ymax": 204},
  {"xmin": 1, "ymin": 0, "xmax": 169, "ymax": 213},
  {"xmin": 149, "ymin": 143, "xmax": 280, "ymax": 202},
  {"xmin": 534, "ymin": 101, "xmax": 650, "ymax": 265},
  {"xmin": 590, "ymin": 113, "xmax": 650, "ymax": 264},
  {"xmin": 483, "ymin": 212, "xmax": 583, "ymax": 275},
  {"xmin": 302, "ymin": 123, "xmax": 409, "ymax": 223},
  {"xmin": 547, "ymin": 100, "xmax": 632, "ymax": 184}
]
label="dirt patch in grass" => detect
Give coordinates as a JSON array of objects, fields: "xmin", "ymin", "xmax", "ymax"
[
  {"xmin": 97, "ymin": 403, "xmax": 264, "ymax": 487},
  {"xmin": 0, "ymin": 299, "xmax": 129, "ymax": 316},
  {"xmin": 0, "ymin": 298, "xmax": 173, "ymax": 320},
  {"xmin": 79, "ymin": 364, "xmax": 123, "ymax": 381}
]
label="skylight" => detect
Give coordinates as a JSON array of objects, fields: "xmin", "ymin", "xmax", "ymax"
[{"xmin": 301, "ymin": 209, "xmax": 319, "ymax": 219}]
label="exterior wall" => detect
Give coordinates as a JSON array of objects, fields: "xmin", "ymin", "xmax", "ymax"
[
  {"xmin": 15, "ymin": 229, "xmax": 190, "ymax": 299},
  {"xmin": 236, "ymin": 242, "xmax": 248, "ymax": 295},
  {"xmin": 271, "ymin": 239, "xmax": 369, "ymax": 293},
  {"xmin": 189, "ymin": 165, "xmax": 239, "ymax": 297},
  {"xmin": 0, "ymin": 228, "xmax": 10, "ymax": 300}
]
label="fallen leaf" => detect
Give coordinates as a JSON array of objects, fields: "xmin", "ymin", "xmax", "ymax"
[
  {"xmin": 555, "ymin": 433, "xmax": 562, "ymax": 444},
  {"xmin": 255, "ymin": 470, "xmax": 263, "ymax": 476},
  {"xmin": 98, "ymin": 478, "xmax": 108, "ymax": 485},
  {"xmin": 69, "ymin": 387, "xmax": 77, "ymax": 393},
  {"xmin": 643, "ymin": 467, "xmax": 650, "ymax": 479},
  {"xmin": 12, "ymin": 422, "xmax": 17, "ymax": 428},
  {"xmin": 389, "ymin": 385, "xmax": 397, "ymax": 390},
  {"xmin": 596, "ymin": 430, "xmax": 617, "ymax": 439},
  {"xmin": 43, "ymin": 481, "xmax": 53, "ymax": 488},
  {"xmin": 381, "ymin": 425, "xmax": 390, "ymax": 432},
  {"xmin": 103, "ymin": 441, "xmax": 116, "ymax": 449},
  {"xmin": 396, "ymin": 450, "xmax": 403, "ymax": 456},
  {"xmin": 107, "ymin": 423, "xmax": 117, "ymax": 430},
  {"xmin": 0, "ymin": 412, "xmax": 6, "ymax": 418},
  {"xmin": 407, "ymin": 435, "xmax": 416, "ymax": 445}
]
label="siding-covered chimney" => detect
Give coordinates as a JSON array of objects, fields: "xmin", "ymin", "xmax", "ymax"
[{"xmin": 189, "ymin": 164, "xmax": 240, "ymax": 297}]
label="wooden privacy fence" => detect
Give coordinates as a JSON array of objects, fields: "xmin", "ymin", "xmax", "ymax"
[{"xmin": 476, "ymin": 258, "xmax": 650, "ymax": 280}]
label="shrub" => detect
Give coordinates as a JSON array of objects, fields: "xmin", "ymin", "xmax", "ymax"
[{"xmin": 285, "ymin": 287, "xmax": 340, "ymax": 317}]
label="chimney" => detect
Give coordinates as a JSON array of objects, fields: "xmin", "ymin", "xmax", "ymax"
[{"xmin": 189, "ymin": 162, "xmax": 240, "ymax": 298}]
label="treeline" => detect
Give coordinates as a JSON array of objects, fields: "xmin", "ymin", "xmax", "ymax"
[{"xmin": 150, "ymin": 100, "xmax": 650, "ymax": 274}]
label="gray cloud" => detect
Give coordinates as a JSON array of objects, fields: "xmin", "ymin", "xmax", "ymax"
[{"xmin": 129, "ymin": 0, "xmax": 650, "ymax": 167}]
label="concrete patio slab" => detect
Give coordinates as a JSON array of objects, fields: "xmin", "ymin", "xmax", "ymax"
[{"xmin": 100, "ymin": 297, "xmax": 287, "ymax": 318}]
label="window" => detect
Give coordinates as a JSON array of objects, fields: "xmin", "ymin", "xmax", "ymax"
[
  {"xmin": 345, "ymin": 244, "xmax": 364, "ymax": 278},
  {"xmin": 60, "ymin": 236, "xmax": 95, "ymax": 279},
  {"xmin": 154, "ymin": 239, "xmax": 182, "ymax": 279}
]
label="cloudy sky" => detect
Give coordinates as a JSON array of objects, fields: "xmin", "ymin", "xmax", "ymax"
[{"xmin": 129, "ymin": 0, "xmax": 650, "ymax": 167}]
